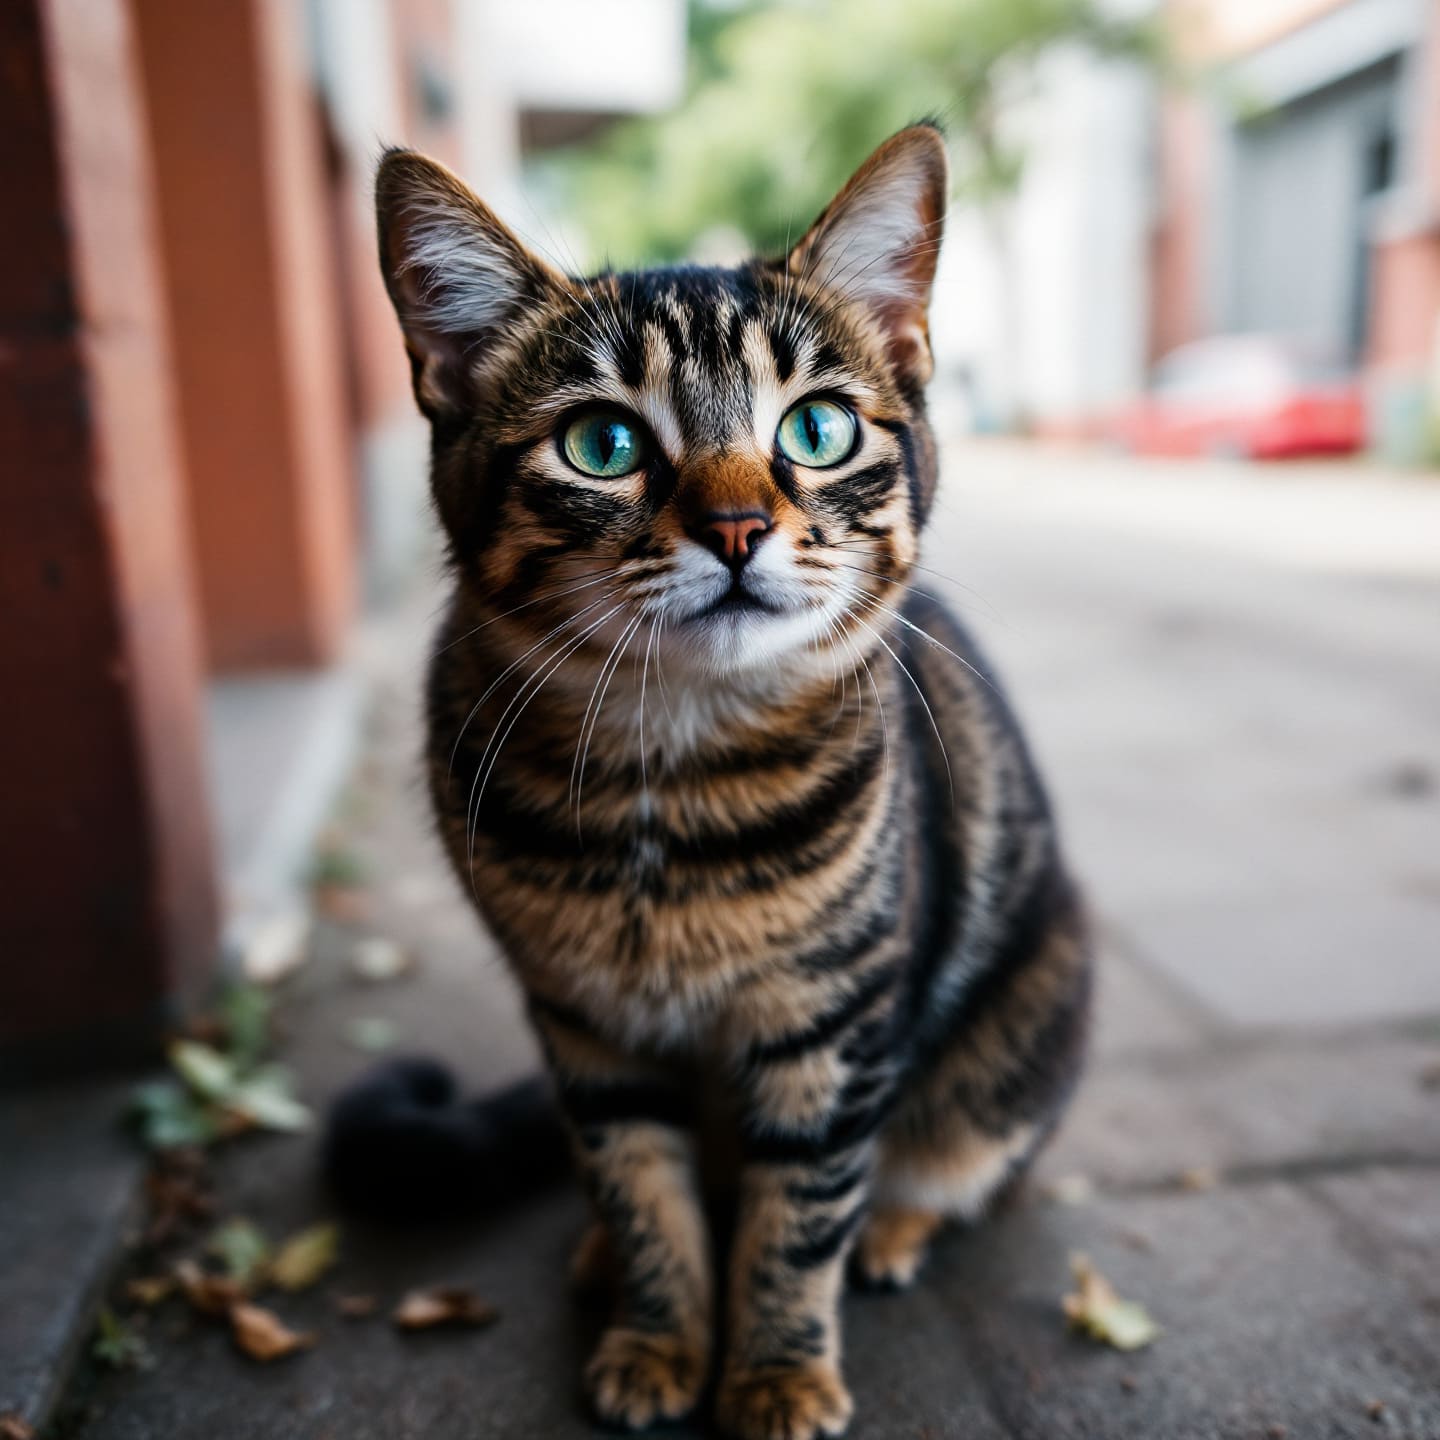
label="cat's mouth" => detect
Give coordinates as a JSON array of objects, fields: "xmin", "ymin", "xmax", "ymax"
[{"xmin": 685, "ymin": 581, "xmax": 781, "ymax": 623}]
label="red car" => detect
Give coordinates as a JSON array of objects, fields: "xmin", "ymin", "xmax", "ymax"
[{"xmin": 1110, "ymin": 335, "xmax": 1367, "ymax": 460}]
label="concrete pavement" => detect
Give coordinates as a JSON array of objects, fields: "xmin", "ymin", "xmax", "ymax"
[{"xmin": 53, "ymin": 443, "xmax": 1440, "ymax": 1439}]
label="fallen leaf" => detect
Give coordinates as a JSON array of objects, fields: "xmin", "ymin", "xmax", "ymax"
[
  {"xmin": 168, "ymin": 1041, "xmax": 237, "ymax": 1101},
  {"xmin": 345, "ymin": 1015, "xmax": 399, "ymax": 1053},
  {"xmin": 1062, "ymin": 1254, "xmax": 1160, "ymax": 1352},
  {"xmin": 309, "ymin": 843, "xmax": 368, "ymax": 890},
  {"xmin": 223, "ymin": 1064, "xmax": 313, "ymax": 1134},
  {"xmin": 173, "ymin": 1259, "xmax": 245, "ymax": 1317},
  {"xmin": 1419, "ymin": 1060, "xmax": 1440, "ymax": 1092},
  {"xmin": 218, "ymin": 983, "xmax": 275, "ymax": 1067},
  {"xmin": 336, "ymin": 1293, "xmax": 378, "ymax": 1319},
  {"xmin": 92, "ymin": 1307, "xmax": 152, "ymax": 1370},
  {"xmin": 230, "ymin": 1302, "xmax": 315, "ymax": 1361},
  {"xmin": 131, "ymin": 1080, "xmax": 225, "ymax": 1152},
  {"xmin": 313, "ymin": 884, "xmax": 371, "ymax": 925},
  {"xmin": 125, "ymin": 1276, "xmax": 175, "ymax": 1307},
  {"xmin": 270, "ymin": 1223, "xmax": 340, "ymax": 1292},
  {"xmin": 208, "ymin": 1218, "xmax": 272, "ymax": 1289},
  {"xmin": 1043, "ymin": 1173, "xmax": 1094, "ymax": 1206},
  {"xmin": 393, "ymin": 1287, "xmax": 499, "ymax": 1331},
  {"xmin": 238, "ymin": 912, "xmax": 311, "ymax": 985},
  {"xmin": 0, "ymin": 1414, "xmax": 36, "ymax": 1440},
  {"xmin": 1367, "ymin": 1400, "xmax": 1387, "ymax": 1422},
  {"xmin": 1176, "ymin": 1165, "xmax": 1218, "ymax": 1192},
  {"xmin": 142, "ymin": 1155, "xmax": 214, "ymax": 1243},
  {"xmin": 351, "ymin": 937, "xmax": 412, "ymax": 982}
]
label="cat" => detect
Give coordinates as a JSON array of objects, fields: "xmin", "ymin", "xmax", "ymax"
[{"xmin": 343, "ymin": 123, "xmax": 1090, "ymax": 1440}]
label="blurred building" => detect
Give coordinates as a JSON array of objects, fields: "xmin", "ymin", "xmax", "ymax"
[
  {"xmin": 937, "ymin": 0, "xmax": 1440, "ymax": 461},
  {"xmin": 0, "ymin": 0, "xmax": 682, "ymax": 1075}
]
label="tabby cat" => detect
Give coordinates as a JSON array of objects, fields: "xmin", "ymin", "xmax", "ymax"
[{"xmin": 364, "ymin": 125, "xmax": 1089, "ymax": 1439}]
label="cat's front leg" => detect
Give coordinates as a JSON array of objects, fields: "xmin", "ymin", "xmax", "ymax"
[
  {"xmin": 532, "ymin": 1004, "xmax": 712, "ymax": 1430},
  {"xmin": 717, "ymin": 992, "xmax": 896, "ymax": 1440}
]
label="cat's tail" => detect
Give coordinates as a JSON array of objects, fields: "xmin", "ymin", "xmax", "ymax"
[{"xmin": 322, "ymin": 1058, "xmax": 571, "ymax": 1219}]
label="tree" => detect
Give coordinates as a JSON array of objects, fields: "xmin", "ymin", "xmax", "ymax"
[{"xmin": 546, "ymin": 0, "xmax": 1164, "ymax": 425}]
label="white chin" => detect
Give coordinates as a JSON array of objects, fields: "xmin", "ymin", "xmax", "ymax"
[{"xmin": 662, "ymin": 604, "xmax": 827, "ymax": 678}]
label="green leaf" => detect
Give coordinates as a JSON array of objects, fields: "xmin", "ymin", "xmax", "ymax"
[
  {"xmin": 270, "ymin": 1223, "xmax": 340, "ymax": 1292},
  {"xmin": 207, "ymin": 1218, "xmax": 272, "ymax": 1290},
  {"xmin": 130, "ymin": 1080, "xmax": 224, "ymax": 1151},
  {"xmin": 93, "ymin": 1307, "xmax": 152, "ymax": 1371},
  {"xmin": 219, "ymin": 984, "xmax": 273, "ymax": 1069},
  {"xmin": 225, "ymin": 1065, "xmax": 312, "ymax": 1133},
  {"xmin": 168, "ymin": 1040, "xmax": 237, "ymax": 1101},
  {"xmin": 345, "ymin": 1016, "xmax": 399, "ymax": 1053},
  {"xmin": 1063, "ymin": 1253, "xmax": 1161, "ymax": 1351}
]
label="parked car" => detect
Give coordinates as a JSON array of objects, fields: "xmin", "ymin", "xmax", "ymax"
[{"xmin": 1110, "ymin": 335, "xmax": 1367, "ymax": 459}]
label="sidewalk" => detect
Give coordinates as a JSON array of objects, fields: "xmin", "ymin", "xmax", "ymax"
[{"xmin": 49, "ymin": 444, "xmax": 1440, "ymax": 1439}]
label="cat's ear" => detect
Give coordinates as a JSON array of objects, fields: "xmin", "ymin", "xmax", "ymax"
[
  {"xmin": 376, "ymin": 150, "xmax": 569, "ymax": 418},
  {"xmin": 787, "ymin": 125, "xmax": 948, "ymax": 386}
]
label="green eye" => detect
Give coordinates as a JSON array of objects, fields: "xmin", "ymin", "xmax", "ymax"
[
  {"xmin": 777, "ymin": 399, "xmax": 857, "ymax": 468},
  {"xmin": 562, "ymin": 411, "xmax": 644, "ymax": 478}
]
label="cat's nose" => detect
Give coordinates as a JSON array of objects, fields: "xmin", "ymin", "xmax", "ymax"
[{"xmin": 690, "ymin": 511, "xmax": 772, "ymax": 570}]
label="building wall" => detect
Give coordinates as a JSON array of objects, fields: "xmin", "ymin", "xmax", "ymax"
[{"xmin": 1153, "ymin": 0, "xmax": 1440, "ymax": 460}]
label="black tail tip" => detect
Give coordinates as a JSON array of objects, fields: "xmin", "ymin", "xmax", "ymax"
[{"xmin": 323, "ymin": 1057, "xmax": 570, "ymax": 1220}]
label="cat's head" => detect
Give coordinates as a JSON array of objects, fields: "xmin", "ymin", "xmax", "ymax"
[{"xmin": 377, "ymin": 126, "xmax": 947, "ymax": 679}]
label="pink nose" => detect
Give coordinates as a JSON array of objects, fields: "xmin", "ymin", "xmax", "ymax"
[{"xmin": 693, "ymin": 512, "xmax": 772, "ymax": 569}]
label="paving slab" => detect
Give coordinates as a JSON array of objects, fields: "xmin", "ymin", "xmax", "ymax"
[
  {"xmin": 41, "ymin": 445, "xmax": 1440, "ymax": 1438},
  {"xmin": 0, "ymin": 1084, "xmax": 142, "ymax": 1427}
]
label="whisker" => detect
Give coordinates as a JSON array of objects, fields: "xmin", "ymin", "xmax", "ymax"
[{"xmin": 447, "ymin": 586, "xmax": 622, "ymax": 777}]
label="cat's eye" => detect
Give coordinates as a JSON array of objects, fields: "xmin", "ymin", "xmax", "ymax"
[
  {"xmin": 562, "ymin": 411, "xmax": 644, "ymax": 478},
  {"xmin": 776, "ymin": 399, "xmax": 857, "ymax": 469}
]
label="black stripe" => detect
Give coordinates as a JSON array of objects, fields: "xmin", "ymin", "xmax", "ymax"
[
  {"xmin": 873, "ymin": 416, "xmax": 922, "ymax": 528},
  {"xmin": 795, "ymin": 899, "xmax": 897, "ymax": 975},
  {"xmin": 746, "ymin": 964, "xmax": 897, "ymax": 1065},
  {"xmin": 781, "ymin": 1202, "xmax": 866, "ymax": 1270},
  {"xmin": 786, "ymin": 1155, "xmax": 872, "ymax": 1204}
]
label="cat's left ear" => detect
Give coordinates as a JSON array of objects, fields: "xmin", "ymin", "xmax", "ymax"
[{"xmin": 787, "ymin": 125, "xmax": 948, "ymax": 386}]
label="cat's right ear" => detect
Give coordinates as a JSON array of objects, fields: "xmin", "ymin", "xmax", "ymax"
[{"xmin": 375, "ymin": 150, "xmax": 568, "ymax": 419}]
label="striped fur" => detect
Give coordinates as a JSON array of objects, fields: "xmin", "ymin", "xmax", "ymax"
[{"xmin": 376, "ymin": 126, "xmax": 1090, "ymax": 1440}]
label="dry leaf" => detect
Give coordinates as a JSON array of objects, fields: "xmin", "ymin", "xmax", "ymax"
[
  {"xmin": 125, "ymin": 1276, "xmax": 175, "ymax": 1307},
  {"xmin": 1176, "ymin": 1166, "xmax": 1218, "ymax": 1192},
  {"xmin": 1, "ymin": 1414, "xmax": 36, "ymax": 1439},
  {"xmin": 173, "ymin": 1259, "xmax": 245, "ymax": 1317},
  {"xmin": 238, "ymin": 911, "xmax": 311, "ymax": 985},
  {"xmin": 393, "ymin": 1286, "xmax": 499, "ymax": 1331},
  {"xmin": 351, "ymin": 937, "xmax": 412, "ymax": 982},
  {"xmin": 143, "ymin": 1156, "xmax": 214, "ymax": 1244},
  {"xmin": 1062, "ymin": 1253, "xmax": 1160, "ymax": 1351},
  {"xmin": 270, "ymin": 1223, "xmax": 340, "ymax": 1292},
  {"xmin": 336, "ymin": 1293, "xmax": 378, "ymax": 1319},
  {"xmin": 230, "ymin": 1303, "xmax": 315, "ymax": 1361}
]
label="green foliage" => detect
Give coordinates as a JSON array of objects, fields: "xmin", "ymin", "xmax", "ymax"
[
  {"xmin": 208, "ymin": 1218, "xmax": 273, "ymax": 1289},
  {"xmin": 549, "ymin": 0, "xmax": 1163, "ymax": 265},
  {"xmin": 92, "ymin": 1307, "xmax": 152, "ymax": 1371},
  {"xmin": 129, "ymin": 984, "xmax": 311, "ymax": 1151}
]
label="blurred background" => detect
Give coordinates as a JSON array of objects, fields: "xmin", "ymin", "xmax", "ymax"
[{"xmin": 3, "ymin": 1, "xmax": 1440, "ymax": 1436}]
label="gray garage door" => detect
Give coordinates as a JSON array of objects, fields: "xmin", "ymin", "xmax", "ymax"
[{"xmin": 1229, "ymin": 57, "xmax": 1400, "ymax": 363}]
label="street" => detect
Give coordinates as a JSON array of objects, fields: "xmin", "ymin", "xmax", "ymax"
[{"xmin": 63, "ymin": 443, "xmax": 1440, "ymax": 1440}]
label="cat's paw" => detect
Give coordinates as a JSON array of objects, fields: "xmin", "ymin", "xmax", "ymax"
[
  {"xmin": 585, "ymin": 1327, "xmax": 706, "ymax": 1430},
  {"xmin": 850, "ymin": 1207, "xmax": 941, "ymax": 1292},
  {"xmin": 716, "ymin": 1362, "xmax": 853, "ymax": 1440}
]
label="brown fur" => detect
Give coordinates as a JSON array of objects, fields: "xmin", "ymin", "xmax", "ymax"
[{"xmin": 372, "ymin": 126, "xmax": 1091, "ymax": 1439}]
